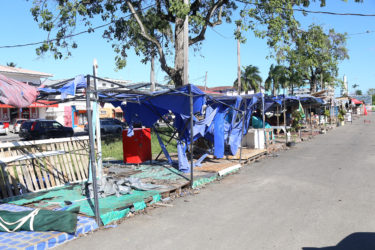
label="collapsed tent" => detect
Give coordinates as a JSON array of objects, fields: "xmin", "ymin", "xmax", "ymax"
[
  {"xmin": 0, "ymin": 74, "xmax": 39, "ymax": 108},
  {"xmin": 110, "ymin": 85, "xmax": 262, "ymax": 173}
]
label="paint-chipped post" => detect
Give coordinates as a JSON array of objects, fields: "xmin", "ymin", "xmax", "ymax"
[{"xmin": 85, "ymin": 75, "xmax": 101, "ymax": 226}]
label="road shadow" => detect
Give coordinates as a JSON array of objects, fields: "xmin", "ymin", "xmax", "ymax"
[{"xmin": 302, "ymin": 232, "xmax": 375, "ymax": 250}]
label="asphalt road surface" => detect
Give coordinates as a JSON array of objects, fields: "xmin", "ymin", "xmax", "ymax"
[{"xmin": 60, "ymin": 114, "xmax": 375, "ymax": 250}]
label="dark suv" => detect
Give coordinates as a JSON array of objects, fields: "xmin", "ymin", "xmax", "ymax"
[{"xmin": 19, "ymin": 120, "xmax": 74, "ymax": 140}]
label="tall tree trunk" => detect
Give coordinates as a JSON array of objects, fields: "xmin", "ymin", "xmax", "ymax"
[
  {"xmin": 272, "ymin": 82, "xmax": 277, "ymax": 96},
  {"xmin": 310, "ymin": 74, "xmax": 317, "ymax": 94},
  {"xmin": 174, "ymin": 18, "xmax": 184, "ymax": 87}
]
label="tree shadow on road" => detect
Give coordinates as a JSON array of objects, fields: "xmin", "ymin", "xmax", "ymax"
[{"xmin": 302, "ymin": 232, "xmax": 375, "ymax": 250}]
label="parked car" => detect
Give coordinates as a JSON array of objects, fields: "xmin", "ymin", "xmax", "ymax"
[
  {"xmin": 11, "ymin": 119, "xmax": 27, "ymax": 133},
  {"xmin": 19, "ymin": 119, "xmax": 74, "ymax": 140},
  {"xmin": 0, "ymin": 122, "xmax": 7, "ymax": 135},
  {"xmin": 84, "ymin": 119, "xmax": 123, "ymax": 134},
  {"xmin": 101, "ymin": 118, "xmax": 127, "ymax": 129}
]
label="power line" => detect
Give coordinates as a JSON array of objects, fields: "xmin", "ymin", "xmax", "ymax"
[
  {"xmin": 348, "ymin": 30, "xmax": 375, "ymax": 37},
  {"xmin": 210, "ymin": 27, "xmax": 232, "ymax": 39},
  {"xmin": 235, "ymin": 0, "xmax": 375, "ymax": 17},
  {"xmin": 293, "ymin": 8, "xmax": 375, "ymax": 17},
  {"xmin": 1, "ymin": 2, "xmax": 373, "ymax": 49},
  {"xmin": 0, "ymin": 3, "xmax": 156, "ymax": 49}
]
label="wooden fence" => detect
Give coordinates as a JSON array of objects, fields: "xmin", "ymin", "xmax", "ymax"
[{"xmin": 0, "ymin": 136, "xmax": 90, "ymax": 199}]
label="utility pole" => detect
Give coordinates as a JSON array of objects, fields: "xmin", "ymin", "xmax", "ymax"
[
  {"xmin": 150, "ymin": 54, "xmax": 155, "ymax": 92},
  {"xmin": 237, "ymin": 24, "xmax": 241, "ymax": 94},
  {"xmin": 183, "ymin": 0, "xmax": 189, "ymax": 85}
]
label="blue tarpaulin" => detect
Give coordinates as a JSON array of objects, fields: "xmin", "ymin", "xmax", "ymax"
[{"xmin": 116, "ymin": 85, "xmax": 262, "ymax": 172}]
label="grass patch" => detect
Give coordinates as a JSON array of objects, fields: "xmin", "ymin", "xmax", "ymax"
[{"xmin": 101, "ymin": 127, "xmax": 178, "ymax": 161}]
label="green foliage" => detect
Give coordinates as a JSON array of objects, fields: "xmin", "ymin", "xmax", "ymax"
[
  {"xmin": 337, "ymin": 113, "xmax": 344, "ymax": 122},
  {"xmin": 372, "ymin": 95, "xmax": 375, "ymax": 105},
  {"xmin": 284, "ymin": 24, "xmax": 349, "ymax": 93},
  {"xmin": 324, "ymin": 109, "xmax": 330, "ymax": 117},
  {"xmin": 265, "ymin": 64, "xmax": 288, "ymax": 96},
  {"xmin": 291, "ymin": 109, "xmax": 303, "ymax": 132},
  {"xmin": 29, "ymin": 0, "xmax": 358, "ymax": 86},
  {"xmin": 367, "ymin": 88, "xmax": 375, "ymax": 95},
  {"xmin": 355, "ymin": 89, "xmax": 363, "ymax": 95},
  {"xmin": 233, "ymin": 65, "xmax": 262, "ymax": 93}
]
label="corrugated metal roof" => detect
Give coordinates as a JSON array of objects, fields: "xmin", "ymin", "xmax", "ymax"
[{"xmin": 0, "ymin": 65, "xmax": 53, "ymax": 78}]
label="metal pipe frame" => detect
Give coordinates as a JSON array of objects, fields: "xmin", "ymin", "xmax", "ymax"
[
  {"xmin": 189, "ymin": 84, "xmax": 194, "ymax": 188},
  {"xmin": 85, "ymin": 75, "xmax": 101, "ymax": 226}
]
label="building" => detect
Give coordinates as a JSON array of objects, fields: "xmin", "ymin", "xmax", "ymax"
[{"xmin": 0, "ymin": 65, "xmax": 54, "ymax": 123}]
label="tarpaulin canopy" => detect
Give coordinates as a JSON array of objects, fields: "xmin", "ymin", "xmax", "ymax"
[
  {"xmin": 0, "ymin": 74, "xmax": 38, "ymax": 108},
  {"xmin": 351, "ymin": 98, "xmax": 363, "ymax": 105},
  {"xmin": 112, "ymin": 85, "xmax": 262, "ymax": 172}
]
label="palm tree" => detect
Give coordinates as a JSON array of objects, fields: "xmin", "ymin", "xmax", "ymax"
[
  {"xmin": 233, "ymin": 65, "xmax": 262, "ymax": 94},
  {"xmin": 265, "ymin": 64, "xmax": 288, "ymax": 96}
]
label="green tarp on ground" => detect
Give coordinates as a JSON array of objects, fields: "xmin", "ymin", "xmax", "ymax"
[{"xmin": 0, "ymin": 207, "xmax": 78, "ymax": 233}]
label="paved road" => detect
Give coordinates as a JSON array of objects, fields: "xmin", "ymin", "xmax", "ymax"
[
  {"xmin": 60, "ymin": 114, "xmax": 375, "ymax": 250},
  {"xmin": 0, "ymin": 132, "xmax": 19, "ymax": 142}
]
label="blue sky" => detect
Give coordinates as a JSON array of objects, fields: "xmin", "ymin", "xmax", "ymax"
[{"xmin": 0, "ymin": 0, "xmax": 374, "ymax": 94}]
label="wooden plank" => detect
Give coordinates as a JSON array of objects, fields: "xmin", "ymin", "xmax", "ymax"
[
  {"xmin": 20, "ymin": 147, "xmax": 38, "ymax": 192},
  {"xmin": 8, "ymin": 148, "xmax": 28, "ymax": 195},
  {"xmin": 82, "ymin": 140, "xmax": 90, "ymax": 177},
  {"xmin": 29, "ymin": 147, "xmax": 45, "ymax": 190},
  {"xmin": 51, "ymin": 143, "xmax": 69, "ymax": 183},
  {"xmin": 77, "ymin": 139, "xmax": 89, "ymax": 178},
  {"xmin": 0, "ymin": 165, "xmax": 13, "ymax": 197},
  {"xmin": 0, "ymin": 151, "xmax": 66, "ymax": 164},
  {"xmin": 71, "ymin": 140, "xmax": 87, "ymax": 180},
  {"xmin": 67, "ymin": 140, "xmax": 83, "ymax": 181},
  {"xmin": 40, "ymin": 144, "xmax": 55, "ymax": 188},
  {"xmin": 2, "ymin": 148, "xmax": 14, "ymax": 197},
  {"xmin": 0, "ymin": 167, "xmax": 9, "ymax": 198},
  {"xmin": 198, "ymin": 161, "xmax": 239, "ymax": 173},
  {"xmin": 45, "ymin": 143, "xmax": 62, "ymax": 186},
  {"xmin": 34, "ymin": 145, "xmax": 51, "ymax": 189},
  {"xmin": 55, "ymin": 142, "xmax": 73, "ymax": 182},
  {"xmin": 14, "ymin": 161, "xmax": 27, "ymax": 194},
  {"xmin": 62, "ymin": 142, "xmax": 77, "ymax": 182},
  {"xmin": 0, "ymin": 136, "xmax": 89, "ymax": 149},
  {"xmin": 7, "ymin": 165, "xmax": 20, "ymax": 196},
  {"xmin": 0, "ymin": 149, "xmax": 9, "ymax": 198}
]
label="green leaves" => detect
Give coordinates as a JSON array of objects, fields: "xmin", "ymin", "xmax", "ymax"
[
  {"xmin": 285, "ymin": 24, "xmax": 349, "ymax": 93},
  {"xmin": 169, "ymin": 0, "xmax": 190, "ymax": 19},
  {"xmin": 234, "ymin": 65, "xmax": 262, "ymax": 93}
]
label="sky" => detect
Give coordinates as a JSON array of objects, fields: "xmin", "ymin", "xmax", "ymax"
[{"xmin": 0, "ymin": 0, "xmax": 374, "ymax": 95}]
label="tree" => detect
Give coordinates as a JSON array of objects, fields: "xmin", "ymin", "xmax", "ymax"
[
  {"xmin": 367, "ymin": 88, "xmax": 375, "ymax": 95},
  {"xmin": 284, "ymin": 24, "xmax": 349, "ymax": 93},
  {"xmin": 30, "ymin": 0, "xmax": 345, "ymax": 87},
  {"xmin": 265, "ymin": 64, "xmax": 289, "ymax": 96},
  {"xmin": 233, "ymin": 65, "xmax": 262, "ymax": 94},
  {"xmin": 355, "ymin": 89, "xmax": 362, "ymax": 95},
  {"xmin": 6, "ymin": 62, "xmax": 17, "ymax": 67}
]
